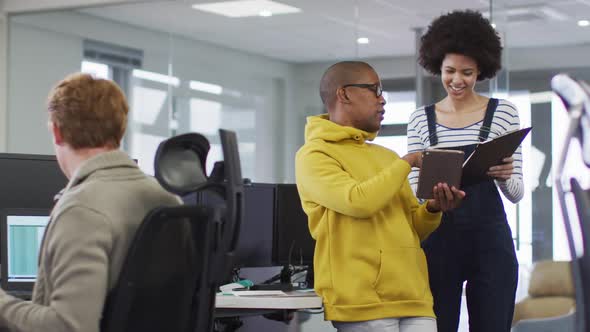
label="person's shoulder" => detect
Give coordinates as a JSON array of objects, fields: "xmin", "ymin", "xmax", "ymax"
[
  {"xmin": 296, "ymin": 139, "xmax": 328, "ymax": 157},
  {"xmin": 368, "ymin": 142, "xmax": 399, "ymax": 157},
  {"xmin": 408, "ymin": 105, "xmax": 428, "ymax": 123},
  {"xmin": 410, "ymin": 105, "xmax": 427, "ymax": 116},
  {"xmin": 496, "ymin": 98, "xmax": 518, "ymax": 113}
]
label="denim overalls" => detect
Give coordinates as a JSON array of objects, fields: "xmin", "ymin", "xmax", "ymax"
[{"xmin": 421, "ymin": 98, "xmax": 518, "ymax": 332}]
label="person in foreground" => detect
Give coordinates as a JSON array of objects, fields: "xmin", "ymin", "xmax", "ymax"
[
  {"xmin": 0, "ymin": 73, "xmax": 180, "ymax": 332},
  {"xmin": 295, "ymin": 61, "xmax": 465, "ymax": 332},
  {"xmin": 407, "ymin": 10, "xmax": 525, "ymax": 332}
]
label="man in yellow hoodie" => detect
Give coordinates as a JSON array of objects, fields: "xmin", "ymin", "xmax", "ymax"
[{"xmin": 295, "ymin": 61, "xmax": 465, "ymax": 332}]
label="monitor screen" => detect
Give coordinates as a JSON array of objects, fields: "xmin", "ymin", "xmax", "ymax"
[
  {"xmin": 187, "ymin": 183, "xmax": 315, "ymax": 268},
  {"xmin": 1, "ymin": 209, "xmax": 51, "ymax": 291},
  {"xmin": 0, "ymin": 153, "xmax": 67, "ymax": 209},
  {"xmin": 272, "ymin": 184, "xmax": 315, "ymax": 266},
  {"xmin": 196, "ymin": 183, "xmax": 274, "ymax": 268}
]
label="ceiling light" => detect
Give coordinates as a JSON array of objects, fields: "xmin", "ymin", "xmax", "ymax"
[
  {"xmin": 132, "ymin": 69, "xmax": 180, "ymax": 87},
  {"xmin": 578, "ymin": 20, "xmax": 590, "ymax": 27},
  {"xmin": 357, "ymin": 37, "xmax": 369, "ymax": 45},
  {"xmin": 192, "ymin": 0, "xmax": 301, "ymax": 18},
  {"xmin": 190, "ymin": 80, "xmax": 223, "ymax": 95},
  {"xmin": 259, "ymin": 10, "xmax": 273, "ymax": 17}
]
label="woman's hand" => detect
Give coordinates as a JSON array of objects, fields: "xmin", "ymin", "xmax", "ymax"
[
  {"xmin": 426, "ymin": 183, "xmax": 466, "ymax": 212},
  {"xmin": 487, "ymin": 157, "xmax": 514, "ymax": 181}
]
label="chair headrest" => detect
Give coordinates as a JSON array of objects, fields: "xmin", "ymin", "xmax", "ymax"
[{"xmin": 154, "ymin": 133, "xmax": 210, "ymax": 196}]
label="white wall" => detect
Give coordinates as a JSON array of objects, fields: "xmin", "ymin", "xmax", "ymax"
[
  {"xmin": 8, "ymin": 20, "xmax": 82, "ymax": 154},
  {"xmin": 7, "ymin": 10, "xmax": 297, "ymax": 182}
]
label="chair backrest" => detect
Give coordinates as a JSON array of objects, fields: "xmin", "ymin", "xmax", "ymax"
[
  {"xmin": 216, "ymin": 129, "xmax": 244, "ymax": 280},
  {"xmin": 101, "ymin": 205, "xmax": 220, "ymax": 332},
  {"xmin": 153, "ymin": 130, "xmax": 244, "ymax": 284}
]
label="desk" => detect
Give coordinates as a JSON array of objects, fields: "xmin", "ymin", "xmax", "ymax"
[{"xmin": 215, "ymin": 291, "xmax": 322, "ymax": 318}]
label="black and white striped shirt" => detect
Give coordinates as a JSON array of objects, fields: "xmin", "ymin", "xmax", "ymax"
[{"xmin": 406, "ymin": 99, "xmax": 524, "ymax": 203}]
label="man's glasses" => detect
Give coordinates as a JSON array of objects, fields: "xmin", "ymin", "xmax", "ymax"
[{"xmin": 341, "ymin": 83, "xmax": 383, "ymax": 97}]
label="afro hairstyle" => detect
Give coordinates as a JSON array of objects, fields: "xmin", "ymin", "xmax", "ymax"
[{"xmin": 418, "ymin": 10, "xmax": 502, "ymax": 81}]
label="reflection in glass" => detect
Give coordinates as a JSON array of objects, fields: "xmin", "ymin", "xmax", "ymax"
[
  {"xmin": 189, "ymin": 98, "xmax": 222, "ymax": 135},
  {"xmin": 132, "ymin": 86, "xmax": 168, "ymax": 125},
  {"xmin": 131, "ymin": 132, "xmax": 167, "ymax": 176},
  {"xmin": 132, "ymin": 69, "xmax": 180, "ymax": 87},
  {"xmin": 190, "ymin": 80, "xmax": 223, "ymax": 95}
]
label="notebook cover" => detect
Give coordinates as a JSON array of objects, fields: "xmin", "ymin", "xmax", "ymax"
[
  {"xmin": 416, "ymin": 149, "xmax": 465, "ymax": 199},
  {"xmin": 461, "ymin": 127, "xmax": 532, "ymax": 186}
]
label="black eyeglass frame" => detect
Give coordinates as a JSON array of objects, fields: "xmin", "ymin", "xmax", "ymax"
[{"xmin": 341, "ymin": 83, "xmax": 383, "ymax": 97}]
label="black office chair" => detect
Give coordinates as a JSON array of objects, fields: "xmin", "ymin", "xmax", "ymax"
[
  {"xmin": 101, "ymin": 130, "xmax": 244, "ymax": 332},
  {"xmin": 100, "ymin": 205, "xmax": 221, "ymax": 332}
]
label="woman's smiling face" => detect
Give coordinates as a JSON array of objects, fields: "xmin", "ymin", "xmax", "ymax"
[{"xmin": 440, "ymin": 53, "xmax": 480, "ymax": 100}]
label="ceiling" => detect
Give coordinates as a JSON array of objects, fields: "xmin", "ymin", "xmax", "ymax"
[{"xmin": 79, "ymin": 0, "xmax": 590, "ymax": 63}]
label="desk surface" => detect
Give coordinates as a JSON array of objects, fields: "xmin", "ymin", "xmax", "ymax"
[{"xmin": 215, "ymin": 291, "xmax": 322, "ymax": 310}]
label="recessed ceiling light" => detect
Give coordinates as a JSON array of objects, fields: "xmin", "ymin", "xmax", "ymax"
[
  {"xmin": 357, "ymin": 37, "xmax": 370, "ymax": 45},
  {"xmin": 192, "ymin": 0, "xmax": 301, "ymax": 18},
  {"xmin": 578, "ymin": 20, "xmax": 590, "ymax": 27}
]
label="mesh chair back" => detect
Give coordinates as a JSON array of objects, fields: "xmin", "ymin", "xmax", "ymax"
[{"xmin": 101, "ymin": 205, "xmax": 218, "ymax": 332}]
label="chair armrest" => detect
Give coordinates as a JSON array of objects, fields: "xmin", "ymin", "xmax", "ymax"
[{"xmin": 511, "ymin": 311, "xmax": 575, "ymax": 332}]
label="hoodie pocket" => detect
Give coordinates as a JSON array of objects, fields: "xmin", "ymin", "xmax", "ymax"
[{"xmin": 372, "ymin": 247, "xmax": 429, "ymax": 301}]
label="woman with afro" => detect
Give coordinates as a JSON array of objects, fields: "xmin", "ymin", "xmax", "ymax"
[{"xmin": 406, "ymin": 10, "xmax": 523, "ymax": 332}]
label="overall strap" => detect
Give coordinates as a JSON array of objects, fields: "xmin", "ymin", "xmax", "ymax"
[
  {"xmin": 478, "ymin": 98, "xmax": 499, "ymax": 142},
  {"xmin": 425, "ymin": 104, "xmax": 438, "ymax": 146}
]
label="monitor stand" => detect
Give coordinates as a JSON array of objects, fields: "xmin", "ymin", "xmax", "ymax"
[{"xmin": 250, "ymin": 264, "xmax": 295, "ymax": 291}]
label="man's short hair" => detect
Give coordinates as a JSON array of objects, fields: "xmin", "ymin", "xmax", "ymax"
[
  {"xmin": 47, "ymin": 73, "xmax": 129, "ymax": 149},
  {"xmin": 319, "ymin": 61, "xmax": 375, "ymax": 109}
]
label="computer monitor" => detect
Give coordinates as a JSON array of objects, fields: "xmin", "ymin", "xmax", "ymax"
[
  {"xmin": 190, "ymin": 183, "xmax": 315, "ymax": 269},
  {"xmin": 232, "ymin": 183, "xmax": 274, "ymax": 267},
  {"xmin": 0, "ymin": 154, "xmax": 67, "ymax": 210},
  {"xmin": 272, "ymin": 184, "xmax": 315, "ymax": 266},
  {"xmin": 1, "ymin": 208, "xmax": 51, "ymax": 292},
  {"xmin": 194, "ymin": 183, "xmax": 274, "ymax": 268}
]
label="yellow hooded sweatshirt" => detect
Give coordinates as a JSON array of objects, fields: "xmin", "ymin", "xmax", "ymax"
[{"xmin": 295, "ymin": 114, "xmax": 442, "ymax": 322}]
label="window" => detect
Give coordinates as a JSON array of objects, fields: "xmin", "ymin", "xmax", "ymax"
[
  {"xmin": 81, "ymin": 60, "xmax": 110, "ymax": 79},
  {"xmin": 373, "ymin": 90, "xmax": 415, "ymax": 155}
]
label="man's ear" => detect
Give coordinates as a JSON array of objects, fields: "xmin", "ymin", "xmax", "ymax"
[
  {"xmin": 336, "ymin": 87, "xmax": 351, "ymax": 104},
  {"xmin": 49, "ymin": 121, "xmax": 64, "ymax": 146}
]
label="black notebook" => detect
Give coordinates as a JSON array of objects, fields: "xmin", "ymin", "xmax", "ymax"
[
  {"xmin": 416, "ymin": 149, "xmax": 465, "ymax": 199},
  {"xmin": 461, "ymin": 127, "xmax": 532, "ymax": 186}
]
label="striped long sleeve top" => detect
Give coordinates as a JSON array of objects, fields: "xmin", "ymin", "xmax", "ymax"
[{"xmin": 406, "ymin": 99, "xmax": 524, "ymax": 203}]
